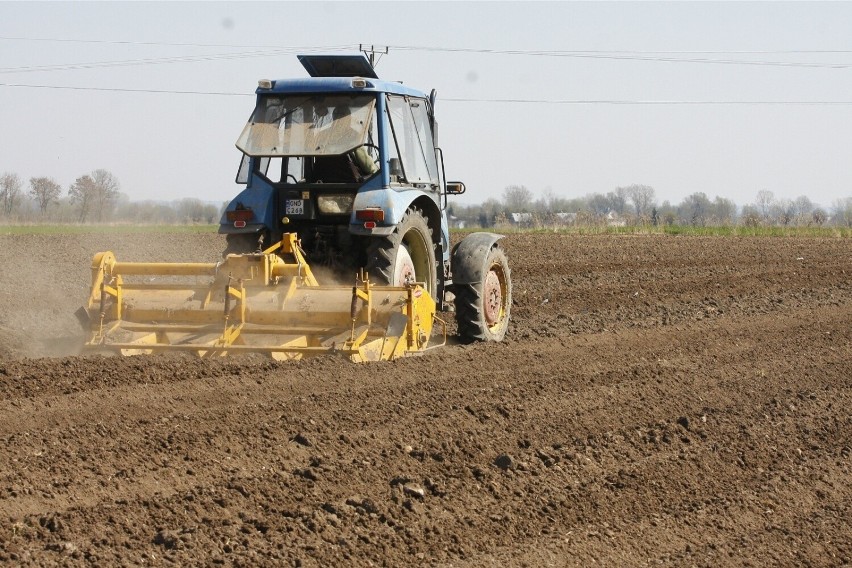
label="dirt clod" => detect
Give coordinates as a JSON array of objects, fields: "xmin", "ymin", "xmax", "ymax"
[{"xmin": 494, "ymin": 454, "xmax": 515, "ymax": 471}]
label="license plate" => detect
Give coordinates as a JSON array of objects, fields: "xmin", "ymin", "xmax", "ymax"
[{"xmin": 285, "ymin": 199, "xmax": 304, "ymax": 215}]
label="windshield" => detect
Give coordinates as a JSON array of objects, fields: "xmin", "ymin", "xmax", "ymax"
[{"xmin": 236, "ymin": 94, "xmax": 376, "ymax": 157}]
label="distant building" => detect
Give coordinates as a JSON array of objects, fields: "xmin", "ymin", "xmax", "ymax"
[{"xmin": 448, "ymin": 215, "xmax": 467, "ymax": 229}]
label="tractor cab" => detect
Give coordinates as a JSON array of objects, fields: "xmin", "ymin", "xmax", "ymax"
[
  {"xmin": 235, "ymin": 92, "xmax": 381, "ymax": 187},
  {"xmin": 223, "ymin": 55, "xmax": 450, "ymax": 277},
  {"xmin": 238, "ymin": 55, "xmax": 384, "ymax": 187}
]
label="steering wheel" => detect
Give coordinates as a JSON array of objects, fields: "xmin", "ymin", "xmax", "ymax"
[{"xmin": 287, "ymin": 174, "xmax": 298, "ymax": 184}]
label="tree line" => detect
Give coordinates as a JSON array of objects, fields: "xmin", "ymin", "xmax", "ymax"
[
  {"xmin": 450, "ymin": 184, "xmax": 852, "ymax": 229},
  {"xmin": 3, "ymin": 171, "xmax": 851, "ymax": 228},
  {"xmin": 0, "ymin": 170, "xmax": 221, "ymax": 224}
]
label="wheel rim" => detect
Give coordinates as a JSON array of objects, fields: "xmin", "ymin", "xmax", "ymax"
[
  {"xmin": 483, "ymin": 262, "xmax": 508, "ymax": 329},
  {"xmin": 393, "ymin": 245, "xmax": 416, "ymax": 285},
  {"xmin": 395, "ymin": 228, "xmax": 433, "ymax": 295}
]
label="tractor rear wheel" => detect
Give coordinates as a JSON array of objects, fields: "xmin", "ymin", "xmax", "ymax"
[
  {"xmin": 455, "ymin": 245, "xmax": 511, "ymax": 342},
  {"xmin": 366, "ymin": 207, "xmax": 437, "ymax": 298}
]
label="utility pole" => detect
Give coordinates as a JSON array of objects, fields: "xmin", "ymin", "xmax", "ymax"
[{"xmin": 360, "ymin": 44, "xmax": 389, "ymax": 68}]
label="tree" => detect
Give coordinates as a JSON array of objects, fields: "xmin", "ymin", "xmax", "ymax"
[
  {"xmin": 68, "ymin": 174, "xmax": 97, "ymax": 222},
  {"xmin": 114, "ymin": 200, "xmax": 178, "ymax": 224},
  {"xmin": 606, "ymin": 186, "xmax": 628, "ymax": 216},
  {"xmin": 832, "ymin": 197, "xmax": 852, "ymax": 227},
  {"xmin": 587, "ymin": 193, "xmax": 611, "ymax": 217},
  {"xmin": 91, "ymin": 169, "xmax": 120, "ymax": 222},
  {"xmin": 502, "ymin": 185, "xmax": 533, "ymax": 212},
  {"xmin": 657, "ymin": 200, "xmax": 677, "ymax": 226},
  {"xmin": 29, "ymin": 177, "xmax": 62, "ymax": 215},
  {"xmin": 0, "ymin": 172, "xmax": 22, "ymax": 215},
  {"xmin": 623, "ymin": 184, "xmax": 656, "ymax": 221},
  {"xmin": 479, "ymin": 197, "xmax": 503, "ymax": 227},
  {"xmin": 711, "ymin": 196, "xmax": 737, "ymax": 225},
  {"xmin": 537, "ymin": 187, "xmax": 563, "ymax": 214},
  {"xmin": 678, "ymin": 192, "xmax": 712, "ymax": 226},
  {"xmin": 740, "ymin": 204, "xmax": 761, "ymax": 227},
  {"xmin": 773, "ymin": 198, "xmax": 794, "ymax": 226},
  {"xmin": 175, "ymin": 198, "xmax": 219, "ymax": 223},
  {"xmin": 792, "ymin": 195, "xmax": 814, "ymax": 225},
  {"xmin": 755, "ymin": 189, "xmax": 775, "ymax": 222}
]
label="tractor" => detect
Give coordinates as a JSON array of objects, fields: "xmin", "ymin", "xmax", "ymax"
[{"xmin": 80, "ymin": 54, "xmax": 510, "ymax": 360}]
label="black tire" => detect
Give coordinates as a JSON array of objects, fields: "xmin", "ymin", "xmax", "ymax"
[
  {"xmin": 222, "ymin": 232, "xmax": 262, "ymax": 257},
  {"xmin": 455, "ymin": 245, "xmax": 511, "ymax": 343},
  {"xmin": 365, "ymin": 207, "xmax": 437, "ymax": 298}
]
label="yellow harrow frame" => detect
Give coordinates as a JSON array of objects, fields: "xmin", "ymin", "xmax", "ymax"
[{"xmin": 80, "ymin": 234, "xmax": 445, "ymax": 362}]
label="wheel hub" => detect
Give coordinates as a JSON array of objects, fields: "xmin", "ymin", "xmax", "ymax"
[
  {"xmin": 483, "ymin": 270, "xmax": 503, "ymax": 326},
  {"xmin": 394, "ymin": 245, "xmax": 416, "ymax": 286}
]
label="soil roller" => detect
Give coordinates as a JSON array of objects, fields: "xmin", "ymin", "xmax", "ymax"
[{"xmin": 79, "ymin": 234, "xmax": 444, "ymax": 362}]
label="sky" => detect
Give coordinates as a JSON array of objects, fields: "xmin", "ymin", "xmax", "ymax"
[{"xmin": 1, "ymin": 1, "xmax": 852, "ymax": 209}]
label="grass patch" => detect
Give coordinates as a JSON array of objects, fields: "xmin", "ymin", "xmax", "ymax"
[
  {"xmin": 662, "ymin": 225, "xmax": 850, "ymax": 237},
  {"xmin": 0, "ymin": 224, "xmax": 218, "ymax": 236},
  {"xmin": 452, "ymin": 224, "xmax": 851, "ymax": 238}
]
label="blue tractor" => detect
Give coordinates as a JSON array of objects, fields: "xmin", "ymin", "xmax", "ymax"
[{"xmin": 219, "ymin": 55, "xmax": 511, "ymax": 342}]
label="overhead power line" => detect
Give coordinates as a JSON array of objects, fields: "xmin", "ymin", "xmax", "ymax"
[
  {"xmin": 2, "ymin": 37, "xmax": 852, "ymax": 71},
  {"xmin": 388, "ymin": 45, "xmax": 852, "ymax": 70},
  {"xmin": 2, "ymin": 36, "xmax": 851, "ymax": 56},
  {"xmin": 3, "ymin": 82, "xmax": 852, "ymax": 105},
  {"xmin": 444, "ymin": 97, "xmax": 852, "ymax": 105},
  {"xmin": 0, "ymin": 47, "xmax": 351, "ymax": 75},
  {"xmin": 0, "ymin": 36, "xmax": 353, "ymax": 50},
  {"xmin": 389, "ymin": 45, "xmax": 852, "ymax": 56},
  {"xmin": 0, "ymin": 82, "xmax": 250, "ymax": 96},
  {"xmin": 0, "ymin": 36, "xmax": 852, "ymax": 74}
]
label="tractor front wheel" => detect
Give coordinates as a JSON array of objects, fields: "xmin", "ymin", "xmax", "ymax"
[{"xmin": 455, "ymin": 245, "xmax": 511, "ymax": 342}]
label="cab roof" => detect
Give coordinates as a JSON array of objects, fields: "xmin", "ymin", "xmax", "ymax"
[
  {"xmin": 257, "ymin": 77, "xmax": 427, "ymax": 99},
  {"xmin": 254, "ymin": 54, "xmax": 429, "ymax": 99}
]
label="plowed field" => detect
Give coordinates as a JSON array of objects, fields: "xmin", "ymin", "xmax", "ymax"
[{"xmin": 0, "ymin": 231, "xmax": 849, "ymax": 566}]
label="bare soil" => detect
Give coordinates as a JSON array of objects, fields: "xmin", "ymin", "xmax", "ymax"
[{"xmin": 0, "ymin": 231, "xmax": 849, "ymax": 566}]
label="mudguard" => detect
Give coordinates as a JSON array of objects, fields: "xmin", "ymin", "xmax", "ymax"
[
  {"xmin": 218, "ymin": 183, "xmax": 276, "ymax": 235},
  {"xmin": 451, "ymin": 232, "xmax": 505, "ymax": 285}
]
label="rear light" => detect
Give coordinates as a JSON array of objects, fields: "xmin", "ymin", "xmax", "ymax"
[
  {"xmin": 234, "ymin": 220, "xmax": 246, "ymax": 228},
  {"xmin": 363, "ymin": 221, "xmax": 376, "ymax": 230},
  {"xmin": 226, "ymin": 209, "xmax": 254, "ymax": 223},
  {"xmin": 355, "ymin": 208, "xmax": 385, "ymax": 222}
]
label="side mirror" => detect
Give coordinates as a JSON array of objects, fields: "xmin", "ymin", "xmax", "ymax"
[{"xmin": 446, "ymin": 181, "xmax": 466, "ymax": 195}]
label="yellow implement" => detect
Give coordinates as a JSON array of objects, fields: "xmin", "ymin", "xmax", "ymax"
[{"xmin": 80, "ymin": 234, "xmax": 444, "ymax": 362}]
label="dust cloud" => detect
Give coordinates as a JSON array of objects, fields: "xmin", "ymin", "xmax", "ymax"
[{"xmin": 0, "ymin": 231, "xmax": 225, "ymax": 359}]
